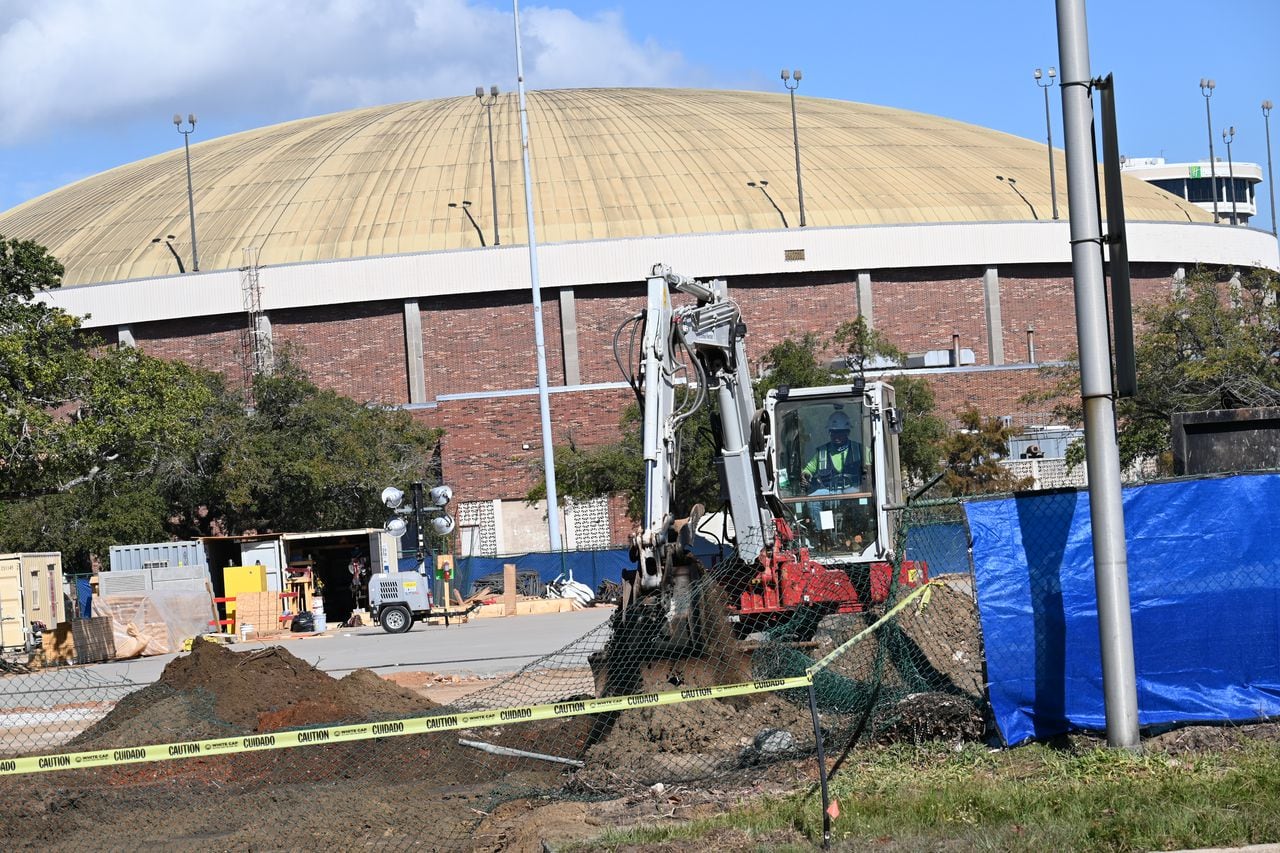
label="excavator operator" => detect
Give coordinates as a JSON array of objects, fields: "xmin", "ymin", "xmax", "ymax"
[{"xmin": 800, "ymin": 410, "xmax": 862, "ymax": 493}]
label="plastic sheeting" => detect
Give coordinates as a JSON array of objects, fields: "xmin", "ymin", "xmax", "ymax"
[
  {"xmin": 967, "ymin": 472, "xmax": 1280, "ymax": 746},
  {"xmin": 91, "ymin": 590, "xmax": 219, "ymax": 658},
  {"xmin": 454, "ymin": 550, "xmax": 633, "ymax": 596}
]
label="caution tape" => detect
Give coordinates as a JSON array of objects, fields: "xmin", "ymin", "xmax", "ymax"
[
  {"xmin": 806, "ymin": 579, "xmax": 941, "ymax": 677},
  {"xmin": 0, "ymin": 674, "xmax": 812, "ymax": 777}
]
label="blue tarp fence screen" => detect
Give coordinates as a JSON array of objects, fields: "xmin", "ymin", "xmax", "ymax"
[
  {"xmin": 450, "ymin": 549, "xmax": 632, "ymax": 596},
  {"xmin": 967, "ymin": 472, "xmax": 1280, "ymax": 746}
]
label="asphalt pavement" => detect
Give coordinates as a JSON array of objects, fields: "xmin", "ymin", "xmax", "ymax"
[{"xmin": 0, "ymin": 607, "xmax": 616, "ymax": 710}]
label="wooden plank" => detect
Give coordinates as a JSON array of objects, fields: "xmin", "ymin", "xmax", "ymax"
[{"xmin": 503, "ymin": 563, "xmax": 517, "ymax": 617}]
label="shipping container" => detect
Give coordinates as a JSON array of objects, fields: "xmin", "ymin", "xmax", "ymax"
[
  {"xmin": 0, "ymin": 553, "xmax": 65, "ymax": 651},
  {"xmin": 108, "ymin": 541, "xmax": 207, "ymax": 573}
]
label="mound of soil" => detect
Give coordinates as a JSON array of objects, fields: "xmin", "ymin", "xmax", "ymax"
[
  {"xmin": 898, "ymin": 578, "xmax": 986, "ymax": 698},
  {"xmin": 72, "ymin": 641, "xmax": 438, "ymax": 749},
  {"xmin": 580, "ymin": 692, "xmax": 817, "ymax": 786}
]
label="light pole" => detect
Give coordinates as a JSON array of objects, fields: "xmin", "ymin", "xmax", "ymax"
[
  {"xmin": 173, "ymin": 113, "xmax": 200, "ymax": 271},
  {"xmin": 996, "ymin": 175, "xmax": 1039, "ymax": 220},
  {"xmin": 382, "ymin": 483, "xmax": 455, "ymax": 574},
  {"xmin": 1034, "ymin": 67, "xmax": 1060, "ymax": 219},
  {"xmin": 151, "ymin": 235, "xmax": 186, "ymax": 274},
  {"xmin": 1223, "ymin": 126, "xmax": 1238, "ymax": 225},
  {"xmin": 747, "ymin": 180, "xmax": 789, "ymax": 228},
  {"xmin": 781, "ymin": 69, "xmax": 806, "ymax": 227},
  {"xmin": 448, "ymin": 200, "xmax": 486, "ymax": 246},
  {"xmin": 1199, "ymin": 79, "xmax": 1220, "ymax": 223},
  {"xmin": 476, "ymin": 85, "xmax": 501, "ymax": 246},
  {"xmin": 1263, "ymin": 100, "xmax": 1276, "ymax": 237}
]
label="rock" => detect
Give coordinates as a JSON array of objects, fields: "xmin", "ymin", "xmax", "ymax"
[{"xmin": 753, "ymin": 728, "xmax": 796, "ymax": 755}]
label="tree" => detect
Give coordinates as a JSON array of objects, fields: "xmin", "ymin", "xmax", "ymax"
[
  {"xmin": 0, "ymin": 234, "xmax": 446, "ymax": 565},
  {"xmin": 1028, "ymin": 266, "xmax": 1280, "ymax": 473},
  {"xmin": 201, "ymin": 356, "xmax": 444, "ymax": 534},
  {"xmin": 0, "ymin": 235, "xmax": 221, "ymax": 498},
  {"xmin": 940, "ymin": 407, "xmax": 1034, "ymax": 496}
]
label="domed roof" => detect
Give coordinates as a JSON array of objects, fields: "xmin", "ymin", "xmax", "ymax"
[{"xmin": 0, "ymin": 87, "xmax": 1210, "ymax": 286}]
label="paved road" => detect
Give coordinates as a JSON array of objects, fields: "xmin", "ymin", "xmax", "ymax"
[{"xmin": 0, "ymin": 607, "xmax": 616, "ymax": 710}]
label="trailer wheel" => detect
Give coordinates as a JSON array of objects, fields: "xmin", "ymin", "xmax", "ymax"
[{"xmin": 380, "ymin": 605, "xmax": 413, "ymax": 634}]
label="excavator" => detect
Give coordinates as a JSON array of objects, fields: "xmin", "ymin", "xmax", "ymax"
[{"xmin": 593, "ymin": 264, "xmax": 926, "ymax": 695}]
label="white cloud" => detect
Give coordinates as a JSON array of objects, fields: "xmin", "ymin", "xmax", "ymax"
[{"xmin": 0, "ymin": 0, "xmax": 694, "ymax": 145}]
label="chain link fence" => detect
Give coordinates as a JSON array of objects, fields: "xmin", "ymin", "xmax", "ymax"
[{"xmin": 0, "ymin": 505, "xmax": 983, "ymax": 849}]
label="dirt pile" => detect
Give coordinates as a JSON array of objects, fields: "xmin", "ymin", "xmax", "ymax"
[
  {"xmin": 72, "ymin": 640, "xmax": 438, "ymax": 749},
  {"xmin": 580, "ymin": 692, "xmax": 818, "ymax": 786}
]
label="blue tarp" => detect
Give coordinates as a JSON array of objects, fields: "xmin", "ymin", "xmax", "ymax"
[
  {"xmin": 967, "ymin": 472, "xmax": 1280, "ymax": 746},
  {"xmin": 76, "ymin": 578, "xmax": 93, "ymax": 618},
  {"xmin": 453, "ymin": 549, "xmax": 633, "ymax": 596},
  {"xmin": 906, "ymin": 522, "xmax": 970, "ymax": 575}
]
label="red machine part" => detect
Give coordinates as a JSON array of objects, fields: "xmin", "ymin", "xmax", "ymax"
[{"xmin": 731, "ymin": 520, "xmax": 929, "ymax": 617}]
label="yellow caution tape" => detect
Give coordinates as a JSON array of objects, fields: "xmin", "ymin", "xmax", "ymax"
[
  {"xmin": 806, "ymin": 579, "xmax": 942, "ymax": 677},
  {"xmin": 0, "ymin": 674, "xmax": 813, "ymax": 777}
]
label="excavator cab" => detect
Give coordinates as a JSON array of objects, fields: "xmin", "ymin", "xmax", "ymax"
[{"xmin": 764, "ymin": 382, "xmax": 902, "ymax": 566}]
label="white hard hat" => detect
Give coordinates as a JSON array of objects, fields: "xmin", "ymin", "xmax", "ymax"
[{"xmin": 826, "ymin": 410, "xmax": 852, "ymax": 431}]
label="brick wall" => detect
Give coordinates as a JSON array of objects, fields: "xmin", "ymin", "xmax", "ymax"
[
  {"xmin": 271, "ymin": 301, "xmax": 405, "ymax": 404},
  {"xmin": 115, "ymin": 263, "xmax": 1159, "ymax": 512},
  {"xmin": 420, "ymin": 291, "xmax": 564, "ymax": 397},
  {"xmin": 130, "ymin": 314, "xmax": 247, "ymax": 383}
]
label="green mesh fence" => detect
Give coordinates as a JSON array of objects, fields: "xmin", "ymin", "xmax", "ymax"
[{"xmin": 0, "ymin": 505, "xmax": 987, "ymax": 850}]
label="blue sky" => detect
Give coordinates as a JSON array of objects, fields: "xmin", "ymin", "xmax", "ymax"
[{"xmin": 2, "ymin": 0, "xmax": 1277, "ymax": 231}]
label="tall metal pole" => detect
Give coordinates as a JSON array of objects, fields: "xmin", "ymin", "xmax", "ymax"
[
  {"xmin": 1223, "ymin": 126, "xmax": 1238, "ymax": 225},
  {"xmin": 477, "ymin": 85, "xmax": 501, "ymax": 245},
  {"xmin": 1263, "ymin": 101, "xmax": 1276, "ymax": 238},
  {"xmin": 1200, "ymin": 80, "xmax": 1220, "ymax": 223},
  {"xmin": 782, "ymin": 69, "xmax": 806, "ymax": 227},
  {"xmin": 1055, "ymin": 0, "xmax": 1140, "ymax": 750},
  {"xmin": 1036, "ymin": 67, "xmax": 1061, "ymax": 219},
  {"xmin": 513, "ymin": 0, "xmax": 563, "ymax": 552},
  {"xmin": 174, "ymin": 114, "xmax": 200, "ymax": 271}
]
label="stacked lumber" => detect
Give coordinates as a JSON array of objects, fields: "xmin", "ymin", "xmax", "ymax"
[{"xmin": 235, "ymin": 591, "xmax": 286, "ymax": 639}]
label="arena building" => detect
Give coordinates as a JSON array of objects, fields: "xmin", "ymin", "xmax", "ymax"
[{"xmin": 2, "ymin": 88, "xmax": 1276, "ymax": 554}]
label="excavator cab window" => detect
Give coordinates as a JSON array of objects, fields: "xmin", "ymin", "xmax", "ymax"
[{"xmin": 773, "ymin": 397, "xmax": 878, "ymax": 562}]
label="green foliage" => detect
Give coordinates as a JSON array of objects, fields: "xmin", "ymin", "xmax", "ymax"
[
  {"xmin": 0, "ymin": 234, "xmax": 64, "ymax": 300},
  {"xmin": 0, "ymin": 237, "xmax": 444, "ymax": 567},
  {"xmin": 941, "ymin": 406, "xmax": 1033, "ymax": 496},
  {"xmin": 756, "ymin": 332, "xmax": 832, "ymax": 398},
  {"xmin": 209, "ymin": 357, "xmax": 443, "ymax": 533},
  {"xmin": 1026, "ymin": 267, "xmax": 1280, "ymax": 473}
]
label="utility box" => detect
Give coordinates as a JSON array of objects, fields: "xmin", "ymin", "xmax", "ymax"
[
  {"xmin": 223, "ymin": 564, "xmax": 269, "ymax": 632},
  {"xmin": 1171, "ymin": 407, "xmax": 1280, "ymax": 475},
  {"xmin": 0, "ymin": 552, "xmax": 66, "ymax": 651}
]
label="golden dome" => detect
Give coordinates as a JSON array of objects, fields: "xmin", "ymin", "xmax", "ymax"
[{"xmin": 0, "ymin": 87, "xmax": 1209, "ymax": 286}]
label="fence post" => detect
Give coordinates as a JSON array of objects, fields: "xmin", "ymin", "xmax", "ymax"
[{"xmin": 808, "ymin": 682, "xmax": 832, "ymax": 849}]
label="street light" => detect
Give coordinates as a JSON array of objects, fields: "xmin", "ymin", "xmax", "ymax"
[
  {"xmin": 1199, "ymin": 79, "xmax": 1220, "ymax": 223},
  {"xmin": 996, "ymin": 175, "xmax": 1039, "ymax": 220},
  {"xmin": 1034, "ymin": 67, "xmax": 1060, "ymax": 220},
  {"xmin": 1263, "ymin": 100, "xmax": 1276, "ymax": 238},
  {"xmin": 475, "ymin": 85, "xmax": 501, "ymax": 246},
  {"xmin": 382, "ymin": 481, "xmax": 455, "ymax": 574},
  {"xmin": 150, "ymin": 235, "xmax": 186, "ymax": 274},
  {"xmin": 747, "ymin": 180, "xmax": 789, "ymax": 228},
  {"xmin": 1223, "ymin": 126, "xmax": 1238, "ymax": 225},
  {"xmin": 173, "ymin": 113, "xmax": 200, "ymax": 271},
  {"xmin": 781, "ymin": 69, "xmax": 806, "ymax": 227},
  {"xmin": 448, "ymin": 200, "xmax": 486, "ymax": 246}
]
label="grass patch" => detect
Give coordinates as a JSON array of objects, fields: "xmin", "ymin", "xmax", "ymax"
[{"xmin": 573, "ymin": 738, "xmax": 1280, "ymax": 851}]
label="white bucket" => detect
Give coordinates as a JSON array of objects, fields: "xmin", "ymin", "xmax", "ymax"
[{"xmin": 312, "ymin": 613, "xmax": 327, "ymax": 632}]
